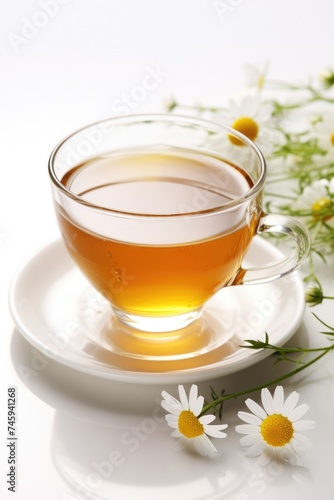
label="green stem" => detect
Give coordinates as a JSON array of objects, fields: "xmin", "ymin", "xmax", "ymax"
[
  {"xmin": 266, "ymin": 80, "xmax": 334, "ymax": 104},
  {"xmin": 312, "ymin": 313, "xmax": 334, "ymax": 332},
  {"xmin": 251, "ymin": 345, "xmax": 334, "ymax": 354},
  {"xmin": 310, "ymin": 221, "xmax": 323, "ymax": 247},
  {"xmin": 266, "ymin": 175, "xmax": 299, "ymax": 184},
  {"xmin": 264, "ymin": 192, "xmax": 295, "ymax": 200},
  {"xmin": 168, "ymin": 101, "xmax": 226, "ymax": 113},
  {"xmin": 199, "ymin": 349, "xmax": 330, "ymax": 417}
]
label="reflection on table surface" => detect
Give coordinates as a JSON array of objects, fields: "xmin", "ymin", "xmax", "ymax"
[{"xmin": 10, "ymin": 318, "xmax": 322, "ymax": 499}]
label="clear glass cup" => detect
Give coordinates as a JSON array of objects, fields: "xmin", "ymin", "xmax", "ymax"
[{"xmin": 48, "ymin": 114, "xmax": 310, "ymax": 337}]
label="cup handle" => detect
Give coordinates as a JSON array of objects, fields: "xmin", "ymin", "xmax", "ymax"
[{"xmin": 231, "ymin": 213, "xmax": 310, "ymax": 286}]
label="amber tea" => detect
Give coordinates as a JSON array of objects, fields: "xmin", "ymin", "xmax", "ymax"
[{"xmin": 56, "ymin": 148, "xmax": 259, "ymax": 325}]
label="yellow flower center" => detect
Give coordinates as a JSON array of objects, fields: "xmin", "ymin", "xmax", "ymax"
[
  {"xmin": 229, "ymin": 116, "xmax": 259, "ymax": 146},
  {"xmin": 260, "ymin": 414, "xmax": 294, "ymax": 447},
  {"xmin": 311, "ymin": 197, "xmax": 332, "ymax": 222},
  {"xmin": 178, "ymin": 410, "xmax": 204, "ymax": 438},
  {"xmin": 258, "ymin": 74, "xmax": 265, "ymax": 90},
  {"xmin": 312, "ymin": 197, "xmax": 332, "ymax": 212},
  {"xmin": 331, "ymin": 132, "xmax": 334, "ymax": 146}
]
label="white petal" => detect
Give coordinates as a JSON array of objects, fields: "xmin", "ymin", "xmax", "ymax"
[
  {"xmin": 317, "ymin": 184, "xmax": 329, "ymax": 197},
  {"xmin": 287, "ymin": 454, "xmax": 297, "ymax": 466},
  {"xmin": 273, "ymin": 386, "xmax": 284, "ymax": 413},
  {"xmin": 240, "ymin": 434, "xmax": 260, "ymax": 447},
  {"xmin": 191, "ymin": 394, "xmax": 204, "ymax": 416},
  {"xmin": 161, "ymin": 400, "xmax": 182, "ymax": 416},
  {"xmin": 188, "ymin": 384, "xmax": 199, "ymax": 412},
  {"xmin": 257, "ymin": 448, "xmax": 274, "ymax": 466},
  {"xmin": 283, "ymin": 443, "xmax": 298, "ymax": 465},
  {"xmin": 161, "ymin": 390, "xmax": 179, "ymax": 404},
  {"xmin": 282, "ymin": 391, "xmax": 299, "ymax": 416},
  {"xmin": 238, "ymin": 410, "xmax": 262, "ymax": 425},
  {"xmin": 161, "ymin": 391, "xmax": 183, "ymax": 414},
  {"xmin": 161, "ymin": 389, "xmax": 173, "ymax": 401},
  {"xmin": 329, "ymin": 178, "xmax": 334, "ymax": 194},
  {"xmin": 318, "ymin": 179, "xmax": 330, "ymax": 188},
  {"xmin": 173, "ymin": 437, "xmax": 186, "ymax": 453},
  {"xmin": 293, "ymin": 419, "xmax": 316, "ymax": 431},
  {"xmin": 245, "ymin": 440, "xmax": 267, "ymax": 458},
  {"xmin": 244, "ymin": 94, "xmax": 260, "ymax": 116},
  {"xmin": 199, "ymin": 414, "xmax": 216, "ymax": 425},
  {"xmin": 255, "ymin": 101, "xmax": 274, "ymax": 122},
  {"xmin": 229, "ymin": 99, "xmax": 240, "ymax": 116},
  {"xmin": 165, "ymin": 413, "xmax": 178, "ymax": 422},
  {"xmin": 291, "ymin": 433, "xmax": 313, "ymax": 451},
  {"xmin": 165, "ymin": 414, "xmax": 179, "ymax": 428},
  {"xmin": 302, "ymin": 186, "xmax": 316, "ymax": 198},
  {"xmin": 178, "ymin": 385, "xmax": 189, "ymax": 410},
  {"xmin": 245, "ymin": 398, "xmax": 267, "ymax": 419},
  {"xmin": 161, "ymin": 391, "xmax": 181, "ymax": 407},
  {"xmin": 275, "ymin": 447, "xmax": 289, "ymax": 463},
  {"xmin": 204, "ymin": 424, "xmax": 228, "ymax": 438},
  {"xmin": 194, "ymin": 434, "xmax": 218, "ymax": 458},
  {"xmin": 235, "ymin": 424, "xmax": 260, "ymax": 435},
  {"xmin": 289, "ymin": 403, "xmax": 310, "ymax": 422},
  {"xmin": 261, "ymin": 388, "xmax": 274, "ymax": 415},
  {"xmin": 171, "ymin": 429, "xmax": 182, "ymax": 438},
  {"xmin": 300, "ymin": 187, "xmax": 317, "ymax": 205}
]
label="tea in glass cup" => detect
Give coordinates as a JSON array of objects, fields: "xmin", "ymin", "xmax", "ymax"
[{"xmin": 49, "ymin": 114, "xmax": 310, "ymax": 335}]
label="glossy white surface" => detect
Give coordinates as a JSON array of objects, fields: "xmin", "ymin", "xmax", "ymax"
[{"xmin": 2, "ymin": 1, "xmax": 334, "ymax": 499}]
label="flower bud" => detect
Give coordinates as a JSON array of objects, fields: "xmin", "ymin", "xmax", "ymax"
[
  {"xmin": 320, "ymin": 68, "xmax": 334, "ymax": 88},
  {"xmin": 305, "ymin": 286, "xmax": 324, "ymax": 307}
]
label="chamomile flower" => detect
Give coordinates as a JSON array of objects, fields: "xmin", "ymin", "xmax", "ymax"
[
  {"xmin": 211, "ymin": 94, "xmax": 281, "ymax": 157},
  {"xmin": 244, "ymin": 62, "xmax": 269, "ymax": 91},
  {"xmin": 314, "ymin": 115, "xmax": 334, "ymax": 160},
  {"xmin": 236, "ymin": 386, "xmax": 315, "ymax": 466},
  {"xmin": 161, "ymin": 384, "xmax": 228, "ymax": 458},
  {"xmin": 293, "ymin": 178, "xmax": 334, "ymax": 224}
]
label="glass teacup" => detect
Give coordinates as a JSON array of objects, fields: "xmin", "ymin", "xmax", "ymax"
[{"xmin": 48, "ymin": 114, "xmax": 310, "ymax": 336}]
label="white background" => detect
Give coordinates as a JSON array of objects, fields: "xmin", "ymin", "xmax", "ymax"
[{"xmin": 1, "ymin": 1, "xmax": 334, "ymax": 499}]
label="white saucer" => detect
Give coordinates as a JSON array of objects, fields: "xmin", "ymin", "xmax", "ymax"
[{"xmin": 9, "ymin": 237, "xmax": 305, "ymax": 384}]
